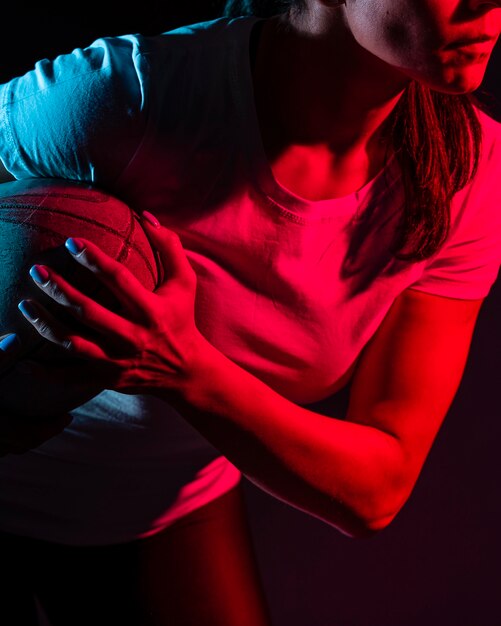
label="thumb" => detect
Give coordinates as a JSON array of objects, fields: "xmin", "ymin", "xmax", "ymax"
[{"xmin": 141, "ymin": 211, "xmax": 196, "ymax": 287}]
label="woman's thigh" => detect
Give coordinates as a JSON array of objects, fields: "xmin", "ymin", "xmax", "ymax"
[
  {"xmin": 135, "ymin": 481, "xmax": 273, "ymax": 626},
  {"xmin": 0, "ymin": 482, "xmax": 273, "ymax": 626}
]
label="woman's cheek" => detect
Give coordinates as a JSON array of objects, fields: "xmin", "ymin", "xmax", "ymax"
[
  {"xmin": 345, "ymin": 0, "xmax": 442, "ymax": 72},
  {"xmin": 345, "ymin": 7, "xmax": 412, "ymax": 66}
]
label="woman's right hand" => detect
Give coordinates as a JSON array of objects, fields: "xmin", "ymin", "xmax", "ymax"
[{"xmin": 0, "ymin": 333, "xmax": 73, "ymax": 457}]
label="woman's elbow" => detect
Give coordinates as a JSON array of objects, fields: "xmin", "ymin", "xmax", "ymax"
[
  {"xmin": 351, "ymin": 454, "xmax": 421, "ymax": 538},
  {"xmin": 332, "ymin": 479, "xmax": 411, "ymax": 539},
  {"xmin": 355, "ymin": 510, "xmax": 399, "ymax": 538},
  {"xmin": 335, "ymin": 510, "xmax": 398, "ymax": 539}
]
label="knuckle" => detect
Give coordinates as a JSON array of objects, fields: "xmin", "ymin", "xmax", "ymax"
[
  {"xmin": 70, "ymin": 301, "xmax": 89, "ymax": 319},
  {"xmin": 78, "ymin": 250, "xmax": 92, "ymax": 266},
  {"xmin": 36, "ymin": 320, "xmax": 52, "ymax": 337},
  {"xmin": 42, "ymin": 285, "xmax": 55, "ymax": 301},
  {"xmin": 46, "ymin": 282, "xmax": 64, "ymax": 301},
  {"xmin": 67, "ymin": 334, "xmax": 80, "ymax": 349},
  {"xmin": 140, "ymin": 299, "xmax": 159, "ymax": 321},
  {"xmin": 62, "ymin": 338, "xmax": 73, "ymax": 351},
  {"xmin": 167, "ymin": 231, "xmax": 184, "ymax": 249},
  {"xmin": 181, "ymin": 267, "xmax": 197, "ymax": 289},
  {"xmin": 133, "ymin": 325, "xmax": 151, "ymax": 350},
  {"xmin": 109, "ymin": 262, "xmax": 128, "ymax": 282},
  {"xmin": 65, "ymin": 336, "xmax": 86, "ymax": 355},
  {"xmin": 78, "ymin": 252, "xmax": 100, "ymax": 273},
  {"xmin": 165, "ymin": 229, "xmax": 181, "ymax": 242},
  {"xmin": 48, "ymin": 285, "xmax": 72, "ymax": 309},
  {"xmin": 144, "ymin": 314, "xmax": 169, "ymax": 342}
]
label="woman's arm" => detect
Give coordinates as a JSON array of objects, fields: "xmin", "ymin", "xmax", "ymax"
[
  {"xmin": 172, "ymin": 288, "xmax": 483, "ymax": 537},
  {"xmin": 19, "ymin": 225, "xmax": 485, "ymax": 537}
]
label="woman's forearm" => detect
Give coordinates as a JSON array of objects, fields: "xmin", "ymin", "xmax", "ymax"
[
  {"xmin": 17, "ymin": 210, "xmax": 480, "ymax": 537},
  {"xmin": 167, "ymin": 338, "xmax": 406, "ymax": 537}
]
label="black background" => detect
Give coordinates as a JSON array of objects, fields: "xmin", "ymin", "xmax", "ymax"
[{"xmin": 1, "ymin": 4, "xmax": 500, "ymax": 625}]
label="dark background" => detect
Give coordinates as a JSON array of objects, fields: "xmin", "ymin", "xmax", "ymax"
[{"xmin": 1, "ymin": 4, "xmax": 500, "ymax": 626}]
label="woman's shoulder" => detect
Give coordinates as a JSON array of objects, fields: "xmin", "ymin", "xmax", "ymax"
[
  {"xmin": 452, "ymin": 105, "xmax": 501, "ymax": 236},
  {"xmin": 152, "ymin": 15, "xmax": 259, "ymax": 51},
  {"xmin": 463, "ymin": 105, "xmax": 501, "ymax": 199}
]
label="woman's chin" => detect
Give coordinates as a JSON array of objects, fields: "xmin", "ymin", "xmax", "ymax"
[{"xmin": 427, "ymin": 64, "xmax": 487, "ymax": 95}]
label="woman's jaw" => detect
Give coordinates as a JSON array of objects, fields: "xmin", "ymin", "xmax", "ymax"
[{"xmin": 289, "ymin": 0, "xmax": 501, "ymax": 94}]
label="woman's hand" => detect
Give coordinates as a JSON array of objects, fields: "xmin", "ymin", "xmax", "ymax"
[{"xmin": 16, "ymin": 212, "xmax": 205, "ymax": 399}]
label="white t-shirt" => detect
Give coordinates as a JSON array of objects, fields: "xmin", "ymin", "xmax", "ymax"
[{"xmin": 0, "ymin": 16, "xmax": 500, "ymax": 545}]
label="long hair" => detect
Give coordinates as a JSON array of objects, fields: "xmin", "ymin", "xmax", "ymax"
[{"xmin": 223, "ymin": 0, "xmax": 484, "ymax": 262}]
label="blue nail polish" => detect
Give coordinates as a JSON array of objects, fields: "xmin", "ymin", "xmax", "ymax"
[
  {"xmin": 18, "ymin": 300, "xmax": 39, "ymax": 321},
  {"xmin": 65, "ymin": 238, "xmax": 85, "ymax": 255},
  {"xmin": 0, "ymin": 333, "xmax": 20, "ymax": 354},
  {"xmin": 29, "ymin": 265, "xmax": 50, "ymax": 285}
]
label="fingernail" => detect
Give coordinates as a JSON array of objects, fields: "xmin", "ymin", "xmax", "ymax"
[
  {"xmin": 65, "ymin": 238, "xmax": 85, "ymax": 255},
  {"xmin": 18, "ymin": 300, "xmax": 39, "ymax": 321},
  {"xmin": 0, "ymin": 333, "xmax": 20, "ymax": 354},
  {"xmin": 29, "ymin": 265, "xmax": 50, "ymax": 285},
  {"xmin": 142, "ymin": 211, "xmax": 160, "ymax": 228}
]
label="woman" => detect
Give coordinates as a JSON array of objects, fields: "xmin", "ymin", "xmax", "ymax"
[{"xmin": 0, "ymin": 0, "xmax": 500, "ymax": 624}]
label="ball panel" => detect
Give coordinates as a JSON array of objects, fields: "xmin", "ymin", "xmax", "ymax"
[
  {"xmin": 0, "ymin": 179, "xmax": 158, "ymax": 291},
  {"xmin": 0, "ymin": 178, "xmax": 160, "ymax": 417}
]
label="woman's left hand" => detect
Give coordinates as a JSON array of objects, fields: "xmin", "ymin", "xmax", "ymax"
[{"xmin": 17, "ymin": 212, "xmax": 205, "ymax": 398}]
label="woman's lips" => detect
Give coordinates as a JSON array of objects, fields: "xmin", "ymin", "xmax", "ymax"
[{"xmin": 444, "ymin": 35, "xmax": 495, "ymax": 49}]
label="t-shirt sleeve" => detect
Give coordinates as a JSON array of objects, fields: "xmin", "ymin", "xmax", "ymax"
[
  {"xmin": 0, "ymin": 34, "xmax": 150, "ymax": 185},
  {"xmin": 409, "ymin": 113, "xmax": 501, "ymax": 300}
]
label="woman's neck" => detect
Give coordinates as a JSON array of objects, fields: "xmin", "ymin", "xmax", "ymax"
[{"xmin": 252, "ymin": 9, "xmax": 411, "ymax": 163}]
